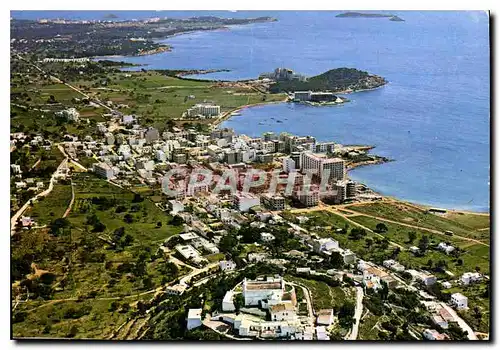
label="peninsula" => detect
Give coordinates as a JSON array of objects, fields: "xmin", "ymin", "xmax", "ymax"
[
  {"xmin": 336, "ymin": 12, "xmax": 405, "ymax": 22},
  {"xmin": 268, "ymin": 68, "xmax": 388, "ymax": 94}
]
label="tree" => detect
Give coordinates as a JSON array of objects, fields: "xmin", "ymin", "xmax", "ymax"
[
  {"xmin": 418, "ymin": 235, "xmax": 429, "ymax": 252},
  {"xmin": 234, "ymin": 293, "xmax": 244, "ymax": 313},
  {"xmin": 408, "ymin": 231, "xmax": 417, "ymax": 243},
  {"xmin": 124, "ymin": 213, "xmax": 134, "ymax": 224},
  {"xmin": 49, "ymin": 218, "xmax": 71, "ymax": 236},
  {"xmin": 171, "ymin": 215, "xmax": 184, "ymax": 226},
  {"xmin": 67, "ymin": 326, "xmax": 78, "ymax": 338},
  {"xmin": 365, "ymin": 238, "xmax": 373, "ymax": 249},
  {"xmin": 375, "ymin": 223, "xmax": 388, "ymax": 233},
  {"xmin": 391, "ymin": 247, "xmax": 401, "ymax": 259},
  {"xmin": 473, "ymin": 306, "xmax": 482, "ymax": 321},
  {"xmin": 328, "ymin": 251, "xmax": 344, "ymax": 269},
  {"xmin": 142, "ymin": 276, "xmax": 153, "ymax": 289},
  {"xmin": 426, "ymin": 259, "xmax": 433, "ymax": 269},
  {"xmin": 132, "ymin": 193, "xmax": 144, "ymax": 203}
]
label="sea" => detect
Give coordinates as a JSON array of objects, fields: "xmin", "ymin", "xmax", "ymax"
[{"xmin": 11, "ymin": 11, "xmax": 490, "ymax": 212}]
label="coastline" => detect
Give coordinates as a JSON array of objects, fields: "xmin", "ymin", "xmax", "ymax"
[
  {"xmin": 212, "ymin": 98, "xmax": 289, "ymax": 127},
  {"xmin": 93, "ymin": 21, "xmax": 276, "ymax": 63},
  {"xmin": 336, "ymin": 82, "xmax": 388, "ymax": 95}
]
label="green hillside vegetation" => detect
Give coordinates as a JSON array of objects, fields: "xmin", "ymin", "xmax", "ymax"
[{"xmin": 269, "ymin": 68, "xmax": 387, "ymax": 93}]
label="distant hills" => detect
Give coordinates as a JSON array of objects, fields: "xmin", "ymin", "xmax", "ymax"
[
  {"xmin": 269, "ymin": 68, "xmax": 388, "ymax": 93},
  {"xmin": 336, "ymin": 12, "xmax": 405, "ymax": 22}
]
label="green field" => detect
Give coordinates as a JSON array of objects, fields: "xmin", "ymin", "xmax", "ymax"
[
  {"xmin": 348, "ymin": 215, "xmax": 465, "ymax": 248},
  {"xmin": 285, "ymin": 275, "xmax": 352, "ymax": 311},
  {"xmin": 346, "ymin": 202, "xmax": 490, "ymax": 242},
  {"xmin": 71, "ymin": 71, "xmax": 286, "ymax": 125},
  {"xmin": 358, "ymin": 312, "xmax": 382, "ymax": 340},
  {"xmin": 25, "ymin": 183, "xmax": 72, "ymax": 225}
]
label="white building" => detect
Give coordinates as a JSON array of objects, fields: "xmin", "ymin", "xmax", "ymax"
[
  {"xmin": 315, "ymin": 326, "xmax": 330, "ymax": 340},
  {"xmin": 186, "ymin": 103, "xmax": 221, "ymax": 118},
  {"xmin": 175, "ymin": 244, "xmax": 201, "ymax": 260},
  {"xmin": 222, "ymin": 291, "xmax": 236, "ymax": 311},
  {"xmin": 56, "ymin": 107, "xmax": 80, "ymax": 122},
  {"xmin": 300, "ymin": 152, "xmax": 345, "ymax": 182},
  {"xmin": 220, "ymin": 260, "xmax": 237, "ymax": 272},
  {"xmin": 93, "ymin": 162, "xmax": 115, "ymax": 179},
  {"xmin": 282, "ymin": 157, "xmax": 296, "ymax": 173},
  {"xmin": 316, "ymin": 309, "xmax": 334, "ymax": 326},
  {"xmin": 461, "ymin": 272, "xmax": 482, "ymax": 285},
  {"xmin": 233, "ymin": 192, "xmax": 260, "ymax": 212},
  {"xmin": 409, "ymin": 246, "xmax": 420, "ymax": 254},
  {"xmin": 156, "ymin": 150, "xmax": 167, "ymax": 162},
  {"xmin": 122, "ymin": 115, "xmax": 135, "ymax": 125},
  {"xmin": 437, "ymin": 242, "xmax": 455, "ymax": 254},
  {"xmin": 313, "ymin": 238, "xmax": 339, "ymax": 254},
  {"xmin": 260, "ymin": 193, "xmax": 286, "ymax": 211},
  {"xmin": 168, "ymin": 200, "xmax": 184, "ymax": 215},
  {"xmin": 423, "ymin": 328, "xmax": 448, "ymax": 341},
  {"xmin": 450, "ymin": 293, "xmax": 468, "ymax": 309},
  {"xmin": 269, "ymin": 303, "xmax": 297, "ymax": 322},
  {"xmin": 242, "ymin": 276, "xmax": 285, "ymax": 307},
  {"xmin": 186, "ymin": 308, "xmax": 203, "ymax": 330},
  {"xmin": 383, "ymin": 259, "xmax": 405, "ymax": 272},
  {"xmin": 260, "ymin": 232, "xmax": 276, "ymax": 242},
  {"xmin": 297, "ymin": 189, "xmax": 319, "ymax": 207},
  {"xmin": 293, "ymin": 91, "xmax": 312, "ymax": 101},
  {"xmin": 441, "ymin": 281, "xmax": 452, "ymax": 289},
  {"xmin": 11, "ymin": 164, "xmax": 21, "ymax": 174},
  {"xmin": 431, "ymin": 315, "xmax": 449, "ymax": 329}
]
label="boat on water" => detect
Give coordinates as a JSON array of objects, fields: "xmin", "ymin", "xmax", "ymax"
[
  {"xmin": 276, "ymin": 120, "xmax": 283, "ymax": 123},
  {"xmin": 231, "ymin": 112, "xmax": 242, "ymax": 116}
]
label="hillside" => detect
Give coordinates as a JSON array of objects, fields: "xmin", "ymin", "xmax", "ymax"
[{"xmin": 269, "ymin": 68, "xmax": 387, "ymax": 93}]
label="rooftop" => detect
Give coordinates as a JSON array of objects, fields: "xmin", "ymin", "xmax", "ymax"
[
  {"xmin": 269, "ymin": 303, "xmax": 295, "ymax": 312},
  {"xmin": 188, "ymin": 308, "xmax": 202, "ymax": 319}
]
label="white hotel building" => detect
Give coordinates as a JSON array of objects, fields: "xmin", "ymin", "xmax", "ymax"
[
  {"xmin": 300, "ymin": 152, "xmax": 346, "ymax": 182},
  {"xmin": 186, "ymin": 103, "xmax": 221, "ymax": 118}
]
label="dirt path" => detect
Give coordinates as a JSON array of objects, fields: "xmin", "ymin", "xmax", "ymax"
[{"xmin": 62, "ymin": 181, "xmax": 75, "ymax": 218}]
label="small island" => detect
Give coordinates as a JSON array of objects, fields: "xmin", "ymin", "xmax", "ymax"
[{"xmin": 336, "ymin": 12, "xmax": 405, "ymax": 22}]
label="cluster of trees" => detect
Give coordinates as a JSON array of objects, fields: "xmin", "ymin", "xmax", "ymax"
[
  {"xmin": 110, "ymin": 227, "xmax": 134, "ymax": 250},
  {"xmin": 49, "ymin": 217, "xmax": 71, "ymax": 236},
  {"xmin": 348, "ymin": 227, "xmax": 367, "ymax": 240},
  {"xmin": 85, "ymin": 214, "xmax": 106, "ymax": 233}
]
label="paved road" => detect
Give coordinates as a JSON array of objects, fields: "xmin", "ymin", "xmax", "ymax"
[
  {"xmin": 441, "ymin": 304, "xmax": 478, "ymax": 340},
  {"xmin": 347, "ymin": 287, "xmax": 364, "ymax": 340},
  {"xmin": 289, "ymin": 282, "xmax": 315, "ymax": 327}
]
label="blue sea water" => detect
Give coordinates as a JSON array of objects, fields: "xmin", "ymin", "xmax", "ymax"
[{"xmin": 11, "ymin": 11, "xmax": 490, "ymax": 211}]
